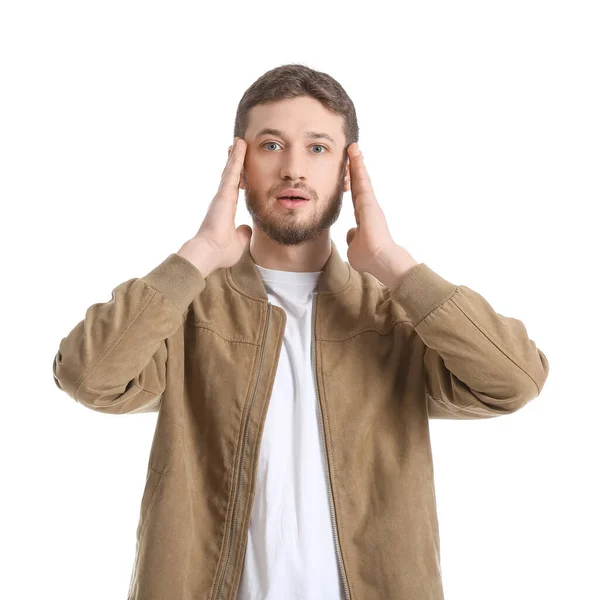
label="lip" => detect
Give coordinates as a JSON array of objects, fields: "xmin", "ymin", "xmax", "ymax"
[
  {"xmin": 275, "ymin": 188, "xmax": 311, "ymax": 201},
  {"xmin": 278, "ymin": 198, "xmax": 309, "ymax": 208}
]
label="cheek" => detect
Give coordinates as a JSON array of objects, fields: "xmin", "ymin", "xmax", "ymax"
[{"xmin": 245, "ymin": 150, "xmax": 266, "ymax": 171}]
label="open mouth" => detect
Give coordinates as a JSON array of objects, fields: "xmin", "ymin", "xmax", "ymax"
[{"xmin": 277, "ymin": 196, "xmax": 309, "ymax": 207}]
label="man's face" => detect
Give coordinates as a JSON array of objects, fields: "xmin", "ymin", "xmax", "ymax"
[{"xmin": 238, "ymin": 96, "xmax": 351, "ymax": 246}]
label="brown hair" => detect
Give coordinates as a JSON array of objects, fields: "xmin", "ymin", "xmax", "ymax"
[{"xmin": 233, "ymin": 63, "xmax": 359, "ymax": 149}]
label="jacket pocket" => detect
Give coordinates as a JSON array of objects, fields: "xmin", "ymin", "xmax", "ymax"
[{"xmin": 136, "ymin": 467, "xmax": 164, "ymax": 539}]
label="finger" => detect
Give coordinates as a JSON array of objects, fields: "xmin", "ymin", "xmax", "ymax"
[
  {"xmin": 219, "ymin": 138, "xmax": 241, "ymax": 184},
  {"xmin": 346, "ymin": 227, "xmax": 357, "ymax": 246},
  {"xmin": 219, "ymin": 138, "xmax": 246, "ymax": 194},
  {"xmin": 217, "ymin": 142, "xmax": 235, "ymax": 187},
  {"xmin": 348, "ymin": 144, "xmax": 375, "ymax": 208}
]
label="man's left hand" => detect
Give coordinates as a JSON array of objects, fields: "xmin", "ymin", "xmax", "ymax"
[{"xmin": 346, "ymin": 143, "xmax": 420, "ymax": 290}]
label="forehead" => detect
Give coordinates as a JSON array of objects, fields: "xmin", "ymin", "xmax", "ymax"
[{"xmin": 245, "ymin": 96, "xmax": 345, "ymax": 145}]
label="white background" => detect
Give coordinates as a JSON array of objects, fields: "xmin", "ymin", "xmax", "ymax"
[{"xmin": 1, "ymin": 1, "xmax": 590, "ymax": 599}]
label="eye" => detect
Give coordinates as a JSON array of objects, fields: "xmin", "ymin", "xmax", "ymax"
[{"xmin": 262, "ymin": 142, "xmax": 328, "ymax": 154}]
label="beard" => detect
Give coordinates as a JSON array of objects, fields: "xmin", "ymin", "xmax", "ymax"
[{"xmin": 243, "ymin": 156, "xmax": 348, "ymax": 247}]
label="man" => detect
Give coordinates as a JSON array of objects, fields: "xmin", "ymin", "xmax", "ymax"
[{"xmin": 53, "ymin": 64, "xmax": 550, "ymax": 600}]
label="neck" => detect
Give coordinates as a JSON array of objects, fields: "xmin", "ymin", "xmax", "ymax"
[{"xmin": 250, "ymin": 229, "xmax": 332, "ymax": 272}]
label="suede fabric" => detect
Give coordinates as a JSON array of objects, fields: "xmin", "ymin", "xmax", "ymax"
[{"xmin": 53, "ymin": 240, "xmax": 549, "ymax": 599}]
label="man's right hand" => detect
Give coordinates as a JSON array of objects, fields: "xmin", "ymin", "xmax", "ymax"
[{"xmin": 177, "ymin": 137, "xmax": 252, "ymax": 277}]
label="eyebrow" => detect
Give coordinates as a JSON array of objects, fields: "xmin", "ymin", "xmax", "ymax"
[{"xmin": 254, "ymin": 128, "xmax": 336, "ymax": 145}]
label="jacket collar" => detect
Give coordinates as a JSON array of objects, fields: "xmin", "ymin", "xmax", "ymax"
[{"xmin": 230, "ymin": 239, "xmax": 352, "ymax": 301}]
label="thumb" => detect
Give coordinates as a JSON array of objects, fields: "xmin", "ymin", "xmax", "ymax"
[
  {"xmin": 346, "ymin": 227, "xmax": 357, "ymax": 246},
  {"xmin": 236, "ymin": 224, "xmax": 253, "ymax": 247}
]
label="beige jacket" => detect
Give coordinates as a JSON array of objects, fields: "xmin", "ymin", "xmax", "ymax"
[{"xmin": 52, "ymin": 240, "xmax": 550, "ymax": 599}]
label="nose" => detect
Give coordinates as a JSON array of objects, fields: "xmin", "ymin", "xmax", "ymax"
[{"xmin": 279, "ymin": 147, "xmax": 308, "ymax": 181}]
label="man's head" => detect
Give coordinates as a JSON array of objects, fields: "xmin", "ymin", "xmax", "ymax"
[{"xmin": 229, "ymin": 64, "xmax": 359, "ymax": 247}]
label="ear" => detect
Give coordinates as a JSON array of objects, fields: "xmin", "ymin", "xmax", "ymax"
[{"xmin": 228, "ymin": 144, "xmax": 245, "ymax": 190}]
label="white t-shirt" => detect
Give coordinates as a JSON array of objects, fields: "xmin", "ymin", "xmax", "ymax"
[{"xmin": 237, "ymin": 264, "xmax": 346, "ymax": 600}]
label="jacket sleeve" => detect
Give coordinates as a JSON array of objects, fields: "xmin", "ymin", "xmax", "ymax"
[
  {"xmin": 52, "ymin": 253, "xmax": 207, "ymax": 415},
  {"xmin": 390, "ymin": 263, "xmax": 550, "ymax": 420}
]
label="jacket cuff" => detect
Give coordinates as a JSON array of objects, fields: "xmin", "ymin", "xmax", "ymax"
[
  {"xmin": 389, "ymin": 263, "xmax": 459, "ymax": 327},
  {"xmin": 140, "ymin": 253, "xmax": 207, "ymax": 313}
]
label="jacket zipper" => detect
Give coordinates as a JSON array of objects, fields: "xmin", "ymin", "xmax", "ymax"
[
  {"xmin": 215, "ymin": 302, "xmax": 272, "ymax": 600},
  {"xmin": 311, "ymin": 292, "xmax": 352, "ymax": 600}
]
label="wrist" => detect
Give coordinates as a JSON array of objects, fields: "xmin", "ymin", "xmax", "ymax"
[
  {"xmin": 176, "ymin": 236, "xmax": 220, "ymax": 279},
  {"xmin": 380, "ymin": 244, "xmax": 420, "ymax": 291}
]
